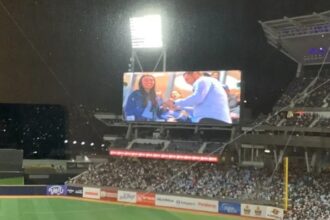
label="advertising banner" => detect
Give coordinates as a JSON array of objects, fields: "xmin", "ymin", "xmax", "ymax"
[
  {"xmin": 83, "ymin": 187, "xmax": 101, "ymax": 199},
  {"xmin": 117, "ymin": 190, "xmax": 137, "ymax": 203},
  {"xmin": 136, "ymin": 192, "xmax": 155, "ymax": 206},
  {"xmin": 155, "ymin": 194, "xmax": 218, "ymax": 213},
  {"xmin": 67, "ymin": 185, "xmax": 83, "ymax": 197},
  {"xmin": 219, "ymin": 202, "xmax": 241, "ymax": 215},
  {"xmin": 46, "ymin": 185, "xmax": 67, "ymax": 196},
  {"xmin": 266, "ymin": 206, "xmax": 284, "ymax": 220},
  {"xmin": 241, "ymin": 204, "xmax": 267, "ymax": 218},
  {"xmin": 100, "ymin": 188, "xmax": 118, "ymax": 201}
]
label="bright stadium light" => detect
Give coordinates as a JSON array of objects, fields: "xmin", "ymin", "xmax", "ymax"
[{"xmin": 129, "ymin": 14, "xmax": 163, "ymax": 48}]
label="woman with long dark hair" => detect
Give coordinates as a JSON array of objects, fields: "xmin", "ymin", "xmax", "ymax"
[{"xmin": 124, "ymin": 75, "xmax": 161, "ymax": 121}]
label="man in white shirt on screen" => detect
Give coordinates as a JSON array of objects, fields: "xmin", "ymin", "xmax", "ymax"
[{"xmin": 164, "ymin": 71, "xmax": 232, "ymax": 125}]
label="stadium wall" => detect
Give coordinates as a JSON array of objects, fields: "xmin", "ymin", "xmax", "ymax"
[
  {"xmin": 0, "ymin": 184, "xmax": 284, "ymax": 219},
  {"xmin": 66, "ymin": 185, "xmax": 284, "ymax": 220}
]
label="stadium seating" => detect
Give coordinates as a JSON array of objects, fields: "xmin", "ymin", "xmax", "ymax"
[
  {"xmin": 276, "ymin": 67, "xmax": 330, "ymax": 109},
  {"xmin": 166, "ymin": 140, "xmax": 201, "ymax": 153},
  {"xmin": 67, "ymin": 157, "xmax": 330, "ymax": 220}
]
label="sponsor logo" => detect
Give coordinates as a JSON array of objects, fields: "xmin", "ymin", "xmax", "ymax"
[
  {"xmin": 156, "ymin": 195, "xmax": 218, "ymax": 213},
  {"xmin": 220, "ymin": 203, "xmax": 240, "ymax": 214},
  {"xmin": 137, "ymin": 194, "xmax": 154, "ymax": 201},
  {"xmin": 272, "ymin": 208, "xmax": 279, "ymax": 215},
  {"xmin": 85, "ymin": 192, "xmax": 98, "ymax": 196},
  {"xmin": 119, "ymin": 193, "xmax": 135, "ymax": 200},
  {"xmin": 175, "ymin": 200, "xmax": 195, "ymax": 206},
  {"xmin": 198, "ymin": 202, "xmax": 216, "ymax": 208},
  {"xmin": 221, "ymin": 205, "xmax": 237, "ymax": 213},
  {"xmin": 242, "ymin": 204, "xmax": 270, "ymax": 218},
  {"xmin": 255, "ymin": 206, "xmax": 262, "ymax": 216},
  {"xmin": 244, "ymin": 205, "xmax": 251, "ymax": 215},
  {"xmin": 223, "ymin": 205, "xmax": 237, "ymax": 213},
  {"xmin": 83, "ymin": 187, "xmax": 100, "ymax": 199},
  {"xmin": 67, "ymin": 186, "xmax": 83, "ymax": 197},
  {"xmin": 266, "ymin": 206, "xmax": 284, "ymax": 219},
  {"xmin": 118, "ymin": 191, "xmax": 136, "ymax": 203},
  {"xmin": 47, "ymin": 185, "xmax": 66, "ymax": 195},
  {"xmin": 156, "ymin": 197, "xmax": 174, "ymax": 203},
  {"xmin": 137, "ymin": 193, "xmax": 155, "ymax": 205},
  {"xmin": 100, "ymin": 191, "xmax": 117, "ymax": 198},
  {"xmin": 100, "ymin": 190, "xmax": 117, "ymax": 201}
]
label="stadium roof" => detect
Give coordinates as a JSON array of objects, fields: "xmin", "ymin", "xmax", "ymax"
[{"xmin": 260, "ymin": 10, "xmax": 330, "ymax": 65}]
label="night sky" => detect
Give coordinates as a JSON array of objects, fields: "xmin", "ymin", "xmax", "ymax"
[{"xmin": 1, "ymin": 0, "xmax": 330, "ymax": 156}]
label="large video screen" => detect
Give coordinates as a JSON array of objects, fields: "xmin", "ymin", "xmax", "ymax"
[{"xmin": 123, "ymin": 71, "xmax": 241, "ymax": 125}]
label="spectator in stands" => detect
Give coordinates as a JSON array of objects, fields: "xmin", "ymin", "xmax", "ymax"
[
  {"xmin": 223, "ymin": 85, "xmax": 240, "ymax": 123},
  {"xmin": 163, "ymin": 71, "xmax": 232, "ymax": 124},
  {"xmin": 211, "ymin": 71, "xmax": 220, "ymax": 80},
  {"xmin": 161, "ymin": 90, "xmax": 191, "ymax": 122},
  {"xmin": 124, "ymin": 75, "xmax": 163, "ymax": 122}
]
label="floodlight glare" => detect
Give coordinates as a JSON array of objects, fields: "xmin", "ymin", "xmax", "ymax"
[{"xmin": 130, "ymin": 14, "xmax": 163, "ymax": 48}]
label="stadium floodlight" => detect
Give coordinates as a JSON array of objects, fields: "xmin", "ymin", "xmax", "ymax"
[{"xmin": 129, "ymin": 14, "xmax": 163, "ymax": 49}]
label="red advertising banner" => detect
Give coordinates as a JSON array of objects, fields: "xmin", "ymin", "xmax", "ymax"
[
  {"xmin": 137, "ymin": 192, "xmax": 155, "ymax": 206},
  {"xmin": 100, "ymin": 189, "xmax": 117, "ymax": 201}
]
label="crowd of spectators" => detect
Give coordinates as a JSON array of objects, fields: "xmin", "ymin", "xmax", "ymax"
[
  {"xmin": 68, "ymin": 158, "xmax": 330, "ymax": 220},
  {"xmin": 264, "ymin": 112, "xmax": 286, "ymax": 126},
  {"xmin": 69, "ymin": 158, "xmax": 283, "ymax": 202},
  {"xmin": 276, "ymin": 77, "xmax": 312, "ymax": 107},
  {"xmin": 166, "ymin": 140, "xmax": 201, "ymax": 153},
  {"xmin": 203, "ymin": 142, "xmax": 225, "ymax": 153},
  {"xmin": 314, "ymin": 118, "xmax": 330, "ymax": 129},
  {"xmin": 261, "ymin": 111, "xmax": 330, "ymax": 129},
  {"xmin": 282, "ymin": 113, "xmax": 318, "ymax": 127},
  {"xmin": 263, "ymin": 112, "xmax": 317, "ymax": 127},
  {"xmin": 295, "ymin": 77, "xmax": 330, "ymax": 108},
  {"xmin": 286, "ymin": 169, "xmax": 330, "ymax": 220},
  {"xmin": 131, "ymin": 142, "xmax": 163, "ymax": 151},
  {"xmin": 275, "ymin": 67, "xmax": 330, "ymax": 109}
]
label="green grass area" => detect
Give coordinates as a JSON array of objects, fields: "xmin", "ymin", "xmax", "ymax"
[
  {"xmin": 0, "ymin": 198, "xmax": 240, "ymax": 220},
  {"xmin": 0, "ymin": 176, "xmax": 24, "ymax": 185}
]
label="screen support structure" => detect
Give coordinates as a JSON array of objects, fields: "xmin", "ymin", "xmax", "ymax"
[{"xmin": 128, "ymin": 48, "xmax": 167, "ymax": 73}]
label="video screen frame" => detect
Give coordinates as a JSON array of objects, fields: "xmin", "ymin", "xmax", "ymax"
[{"xmin": 122, "ymin": 70, "xmax": 242, "ymax": 125}]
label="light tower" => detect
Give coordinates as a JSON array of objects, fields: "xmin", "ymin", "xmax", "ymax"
[{"xmin": 129, "ymin": 14, "xmax": 166, "ymax": 72}]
